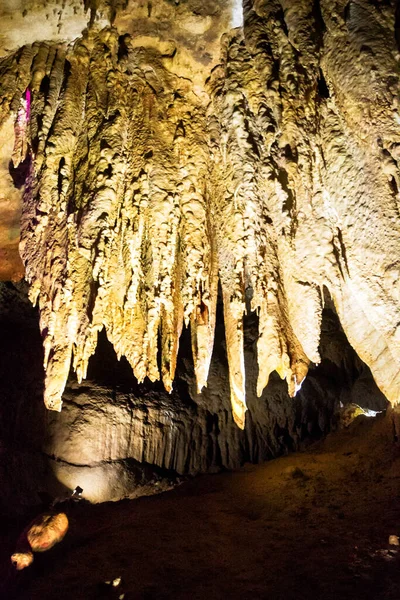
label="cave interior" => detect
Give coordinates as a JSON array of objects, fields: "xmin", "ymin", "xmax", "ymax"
[{"xmin": 1, "ymin": 0, "xmax": 400, "ymax": 598}]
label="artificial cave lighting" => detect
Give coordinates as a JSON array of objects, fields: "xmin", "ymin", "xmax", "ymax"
[
  {"xmin": 50, "ymin": 460, "xmax": 112, "ymax": 504},
  {"xmin": 1, "ymin": 0, "xmax": 400, "ymax": 431}
]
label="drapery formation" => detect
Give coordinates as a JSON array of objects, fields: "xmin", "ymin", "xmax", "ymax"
[{"xmin": 1, "ymin": 0, "xmax": 400, "ymax": 428}]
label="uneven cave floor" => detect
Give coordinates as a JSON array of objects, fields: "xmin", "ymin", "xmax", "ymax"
[{"xmin": 2, "ymin": 414, "xmax": 400, "ymax": 600}]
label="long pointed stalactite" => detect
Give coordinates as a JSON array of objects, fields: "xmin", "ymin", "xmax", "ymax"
[{"xmin": 1, "ymin": 0, "xmax": 400, "ymax": 428}]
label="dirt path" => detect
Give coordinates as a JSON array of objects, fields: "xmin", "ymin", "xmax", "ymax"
[{"xmin": 2, "ymin": 414, "xmax": 400, "ymax": 599}]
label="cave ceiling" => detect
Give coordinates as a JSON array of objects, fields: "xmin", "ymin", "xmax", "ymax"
[{"xmin": 0, "ymin": 0, "xmax": 399, "ymax": 429}]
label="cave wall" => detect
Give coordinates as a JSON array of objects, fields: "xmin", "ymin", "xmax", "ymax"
[
  {"xmin": 0, "ymin": 281, "xmax": 386, "ymax": 510},
  {"xmin": 0, "ymin": 0, "xmax": 398, "ymax": 507}
]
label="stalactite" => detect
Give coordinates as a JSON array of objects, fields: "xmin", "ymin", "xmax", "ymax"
[{"xmin": 0, "ymin": 0, "xmax": 400, "ymax": 428}]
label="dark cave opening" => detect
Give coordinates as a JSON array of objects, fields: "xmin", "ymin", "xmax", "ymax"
[
  {"xmin": 9, "ymin": 155, "xmax": 31, "ymax": 190},
  {"xmin": 0, "ymin": 280, "xmax": 388, "ymax": 515}
]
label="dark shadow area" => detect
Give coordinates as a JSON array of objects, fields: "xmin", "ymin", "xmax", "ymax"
[
  {"xmin": 0, "ymin": 281, "xmax": 69, "ymax": 517},
  {"xmin": 0, "ymin": 280, "xmax": 388, "ymax": 518},
  {"xmin": 317, "ymin": 69, "xmax": 330, "ymax": 98},
  {"xmin": 9, "ymin": 155, "xmax": 31, "ymax": 189}
]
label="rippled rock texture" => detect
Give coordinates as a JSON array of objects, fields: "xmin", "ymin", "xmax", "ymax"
[
  {"xmin": 0, "ymin": 1, "xmax": 398, "ymax": 465},
  {"xmin": 0, "ymin": 0, "xmax": 400, "ymax": 507}
]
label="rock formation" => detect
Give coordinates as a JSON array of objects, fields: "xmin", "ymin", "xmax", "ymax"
[
  {"xmin": 0, "ymin": 280, "xmax": 387, "ymax": 507},
  {"xmin": 0, "ymin": 0, "xmax": 399, "ymax": 431},
  {"xmin": 11, "ymin": 511, "xmax": 69, "ymax": 570}
]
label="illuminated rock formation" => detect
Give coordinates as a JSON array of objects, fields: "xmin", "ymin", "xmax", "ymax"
[
  {"xmin": 0, "ymin": 0, "xmax": 399, "ymax": 429},
  {"xmin": 11, "ymin": 511, "xmax": 69, "ymax": 570},
  {"xmin": 0, "ymin": 280, "xmax": 387, "ymax": 506}
]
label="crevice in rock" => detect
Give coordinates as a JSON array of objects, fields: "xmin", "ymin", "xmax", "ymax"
[
  {"xmin": 277, "ymin": 7, "xmax": 289, "ymax": 39},
  {"xmin": 344, "ymin": 1, "xmax": 351, "ymax": 23},
  {"xmin": 9, "ymin": 154, "xmax": 31, "ymax": 189},
  {"xmin": 317, "ymin": 69, "xmax": 330, "ymax": 99},
  {"xmin": 311, "ymin": 0, "xmax": 326, "ymax": 52}
]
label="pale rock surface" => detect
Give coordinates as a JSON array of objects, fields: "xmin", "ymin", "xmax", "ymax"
[
  {"xmin": 389, "ymin": 535, "xmax": 400, "ymax": 546},
  {"xmin": 337, "ymin": 403, "xmax": 382, "ymax": 429}
]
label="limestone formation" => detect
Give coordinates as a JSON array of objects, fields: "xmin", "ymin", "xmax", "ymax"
[
  {"xmin": 11, "ymin": 511, "xmax": 69, "ymax": 570},
  {"xmin": 0, "ymin": 280, "xmax": 387, "ymax": 507},
  {"xmin": 0, "ymin": 0, "xmax": 399, "ymax": 428}
]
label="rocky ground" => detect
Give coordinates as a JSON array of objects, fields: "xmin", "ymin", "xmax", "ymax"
[{"xmin": 1, "ymin": 411, "xmax": 400, "ymax": 599}]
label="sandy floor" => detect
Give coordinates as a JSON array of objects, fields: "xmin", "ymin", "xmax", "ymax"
[{"xmin": 2, "ymin": 413, "xmax": 400, "ymax": 600}]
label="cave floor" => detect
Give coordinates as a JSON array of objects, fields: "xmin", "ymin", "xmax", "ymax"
[{"xmin": 2, "ymin": 414, "xmax": 400, "ymax": 600}]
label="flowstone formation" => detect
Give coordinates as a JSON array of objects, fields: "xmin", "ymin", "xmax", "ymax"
[{"xmin": 0, "ymin": 0, "xmax": 399, "ymax": 429}]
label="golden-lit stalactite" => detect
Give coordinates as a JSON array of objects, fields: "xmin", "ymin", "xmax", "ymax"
[
  {"xmin": 237, "ymin": 0, "xmax": 400, "ymax": 408},
  {"xmin": 0, "ymin": 116, "xmax": 25, "ymax": 281},
  {"xmin": 315, "ymin": 0, "xmax": 400, "ymax": 408},
  {"xmin": 207, "ymin": 17, "xmax": 315, "ymax": 424},
  {"xmin": 0, "ymin": 0, "xmax": 400, "ymax": 427},
  {"xmin": 4, "ymin": 28, "xmax": 221, "ymax": 414}
]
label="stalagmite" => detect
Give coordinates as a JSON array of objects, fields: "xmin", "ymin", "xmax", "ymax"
[{"xmin": 0, "ymin": 0, "xmax": 400, "ymax": 428}]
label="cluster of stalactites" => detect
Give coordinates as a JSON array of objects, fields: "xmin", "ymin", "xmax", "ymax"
[
  {"xmin": 3, "ymin": 0, "xmax": 400, "ymax": 428},
  {"xmin": 5, "ymin": 31, "xmax": 219, "ymax": 414},
  {"xmin": 0, "ymin": 24, "xmax": 314, "ymax": 429}
]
